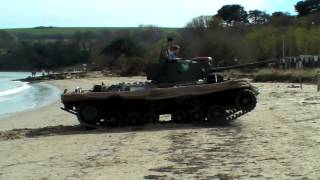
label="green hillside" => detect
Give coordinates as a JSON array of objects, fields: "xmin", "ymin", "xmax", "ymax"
[{"xmin": 4, "ymin": 27, "xmax": 179, "ymax": 36}]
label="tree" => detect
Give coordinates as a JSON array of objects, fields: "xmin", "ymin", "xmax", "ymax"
[
  {"xmin": 73, "ymin": 31, "xmax": 95, "ymax": 52},
  {"xmin": 186, "ymin": 16, "xmax": 213, "ymax": 29},
  {"xmin": 217, "ymin": 4, "xmax": 248, "ymax": 26},
  {"xmin": 269, "ymin": 12, "xmax": 293, "ymax": 27},
  {"xmin": 295, "ymin": 0, "xmax": 320, "ymax": 16},
  {"xmin": 0, "ymin": 30, "xmax": 17, "ymax": 51},
  {"xmin": 295, "ymin": 1, "xmax": 309, "ymax": 16},
  {"xmin": 101, "ymin": 37, "xmax": 145, "ymax": 68},
  {"xmin": 285, "ymin": 27, "xmax": 320, "ymax": 55},
  {"xmin": 132, "ymin": 25, "xmax": 164, "ymax": 43},
  {"xmin": 185, "ymin": 16, "xmax": 214, "ymax": 35},
  {"xmin": 248, "ymin": 10, "xmax": 270, "ymax": 25},
  {"xmin": 29, "ymin": 41, "xmax": 89, "ymax": 69},
  {"xmin": 245, "ymin": 27, "xmax": 278, "ymax": 60}
]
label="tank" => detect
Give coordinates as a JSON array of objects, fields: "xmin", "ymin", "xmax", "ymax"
[{"xmin": 61, "ymin": 57, "xmax": 274, "ymax": 129}]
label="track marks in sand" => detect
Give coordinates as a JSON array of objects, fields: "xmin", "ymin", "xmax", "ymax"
[
  {"xmin": 146, "ymin": 108, "xmax": 319, "ymax": 179},
  {"xmin": 147, "ymin": 124, "xmax": 251, "ymax": 179},
  {"xmin": 0, "ymin": 125, "xmax": 83, "ymax": 141},
  {"xmin": 0, "ymin": 133, "xmax": 128, "ymax": 179}
]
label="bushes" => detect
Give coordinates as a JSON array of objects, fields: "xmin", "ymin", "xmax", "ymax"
[
  {"xmin": 227, "ymin": 68, "xmax": 320, "ymax": 83},
  {"xmin": 119, "ymin": 57, "xmax": 146, "ymax": 76},
  {"xmin": 253, "ymin": 69, "xmax": 319, "ymax": 83},
  {"xmin": 245, "ymin": 27, "xmax": 278, "ymax": 60}
]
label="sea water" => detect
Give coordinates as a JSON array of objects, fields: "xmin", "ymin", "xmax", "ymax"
[{"xmin": 0, "ymin": 72, "xmax": 61, "ymax": 117}]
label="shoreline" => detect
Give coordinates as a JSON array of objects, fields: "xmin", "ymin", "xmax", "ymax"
[
  {"xmin": 0, "ymin": 81, "xmax": 61, "ymax": 120},
  {"xmin": 0, "ymin": 83, "xmax": 72, "ymax": 132},
  {"xmin": 0, "ymin": 76, "xmax": 147, "ymax": 131}
]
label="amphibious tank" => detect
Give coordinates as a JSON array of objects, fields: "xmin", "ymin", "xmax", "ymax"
[{"xmin": 61, "ymin": 56, "xmax": 274, "ymax": 129}]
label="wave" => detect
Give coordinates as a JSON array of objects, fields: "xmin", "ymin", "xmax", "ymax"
[
  {"xmin": 0, "ymin": 82, "xmax": 31, "ymax": 97},
  {"xmin": 0, "ymin": 97, "xmax": 10, "ymax": 102}
]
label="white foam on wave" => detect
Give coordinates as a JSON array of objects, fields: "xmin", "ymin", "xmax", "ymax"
[
  {"xmin": 0, "ymin": 97, "xmax": 10, "ymax": 102},
  {"xmin": 0, "ymin": 82, "xmax": 31, "ymax": 97}
]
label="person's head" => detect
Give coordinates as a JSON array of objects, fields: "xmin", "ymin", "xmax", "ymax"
[
  {"xmin": 171, "ymin": 45, "xmax": 180, "ymax": 55},
  {"xmin": 167, "ymin": 37, "xmax": 174, "ymax": 47}
]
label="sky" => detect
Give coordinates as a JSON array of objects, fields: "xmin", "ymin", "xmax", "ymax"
[{"xmin": 0, "ymin": 0, "xmax": 301, "ymax": 29}]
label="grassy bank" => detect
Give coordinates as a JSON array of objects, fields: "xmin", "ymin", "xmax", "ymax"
[
  {"xmin": 226, "ymin": 68, "xmax": 320, "ymax": 84},
  {"xmin": 4, "ymin": 27, "xmax": 179, "ymax": 36}
]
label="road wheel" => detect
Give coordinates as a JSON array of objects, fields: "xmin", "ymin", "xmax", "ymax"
[
  {"xmin": 172, "ymin": 110, "xmax": 187, "ymax": 123},
  {"xmin": 207, "ymin": 106, "xmax": 226, "ymax": 125},
  {"xmin": 127, "ymin": 112, "xmax": 142, "ymax": 126},
  {"xmin": 104, "ymin": 110, "xmax": 122, "ymax": 127},
  {"xmin": 189, "ymin": 108, "xmax": 205, "ymax": 124},
  {"xmin": 77, "ymin": 103, "xmax": 100, "ymax": 124},
  {"xmin": 143, "ymin": 113, "xmax": 159, "ymax": 124},
  {"xmin": 235, "ymin": 89, "xmax": 257, "ymax": 111}
]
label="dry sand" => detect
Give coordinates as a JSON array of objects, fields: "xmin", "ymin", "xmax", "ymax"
[{"xmin": 0, "ymin": 77, "xmax": 320, "ymax": 179}]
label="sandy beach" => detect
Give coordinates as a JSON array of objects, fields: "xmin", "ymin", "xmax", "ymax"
[{"xmin": 0, "ymin": 77, "xmax": 320, "ymax": 179}]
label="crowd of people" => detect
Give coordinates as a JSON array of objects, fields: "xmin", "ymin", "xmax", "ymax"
[{"xmin": 280, "ymin": 55, "xmax": 320, "ymax": 69}]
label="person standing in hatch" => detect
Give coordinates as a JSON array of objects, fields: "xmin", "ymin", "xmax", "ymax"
[
  {"xmin": 161, "ymin": 37, "xmax": 181, "ymax": 61},
  {"xmin": 170, "ymin": 45, "xmax": 181, "ymax": 59}
]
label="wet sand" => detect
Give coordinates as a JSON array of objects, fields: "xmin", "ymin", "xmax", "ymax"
[{"xmin": 0, "ymin": 77, "xmax": 319, "ymax": 179}]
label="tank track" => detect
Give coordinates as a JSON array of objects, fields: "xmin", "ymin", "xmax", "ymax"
[
  {"xmin": 225, "ymin": 108, "xmax": 249, "ymax": 121},
  {"xmin": 204, "ymin": 106, "xmax": 250, "ymax": 126},
  {"xmin": 75, "ymin": 105, "xmax": 252, "ymax": 129}
]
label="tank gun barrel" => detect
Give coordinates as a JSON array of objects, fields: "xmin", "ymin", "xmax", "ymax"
[{"xmin": 209, "ymin": 60, "xmax": 276, "ymax": 73}]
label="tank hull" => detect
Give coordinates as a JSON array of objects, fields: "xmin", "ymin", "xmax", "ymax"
[{"xmin": 61, "ymin": 80, "xmax": 259, "ymax": 128}]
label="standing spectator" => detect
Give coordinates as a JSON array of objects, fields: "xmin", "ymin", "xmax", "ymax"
[{"xmin": 31, "ymin": 71, "xmax": 36, "ymax": 78}]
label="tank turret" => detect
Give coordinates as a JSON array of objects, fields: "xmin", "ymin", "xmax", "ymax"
[{"xmin": 144, "ymin": 57, "xmax": 275, "ymax": 84}]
